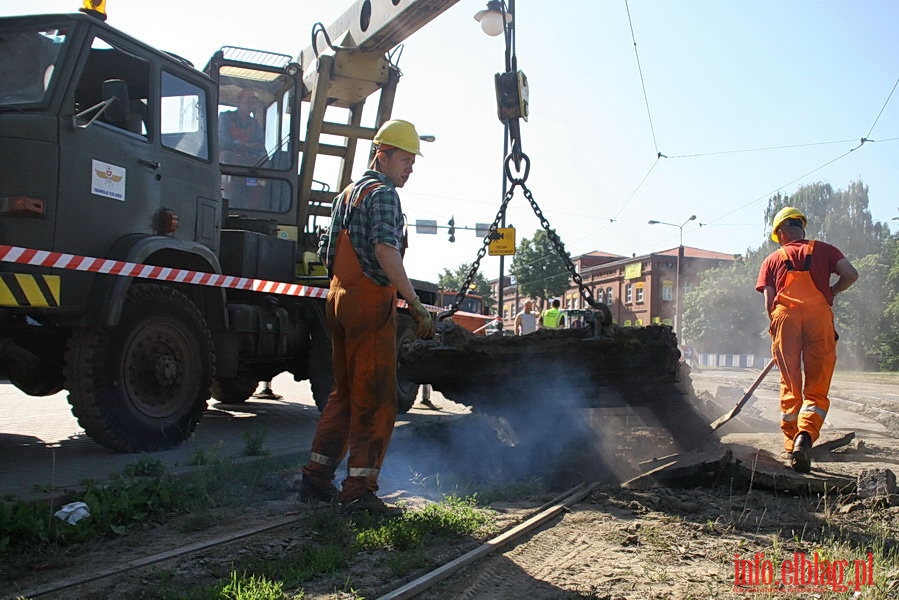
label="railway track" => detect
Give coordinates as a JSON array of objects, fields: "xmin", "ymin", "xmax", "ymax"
[{"xmin": 16, "ymin": 483, "xmax": 599, "ymax": 600}]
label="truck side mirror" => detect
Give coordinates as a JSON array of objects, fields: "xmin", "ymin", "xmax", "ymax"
[
  {"xmin": 73, "ymin": 78, "xmax": 131, "ymax": 129},
  {"xmin": 101, "ymin": 78, "xmax": 130, "ymax": 122}
]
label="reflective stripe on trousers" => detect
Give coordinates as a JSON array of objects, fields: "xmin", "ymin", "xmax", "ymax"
[{"xmin": 303, "ymin": 229, "xmax": 398, "ymax": 500}]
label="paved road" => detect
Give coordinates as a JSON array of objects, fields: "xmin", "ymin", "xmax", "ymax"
[
  {"xmin": 0, "ymin": 374, "xmax": 469, "ymax": 502},
  {"xmin": 5, "ymin": 367, "xmax": 895, "ymax": 503}
]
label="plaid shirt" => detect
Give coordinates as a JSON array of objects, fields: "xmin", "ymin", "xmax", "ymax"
[{"xmin": 318, "ymin": 170, "xmax": 405, "ymax": 286}]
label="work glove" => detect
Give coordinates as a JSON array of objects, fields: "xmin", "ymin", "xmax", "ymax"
[{"xmin": 409, "ymin": 298, "xmax": 435, "ymax": 339}]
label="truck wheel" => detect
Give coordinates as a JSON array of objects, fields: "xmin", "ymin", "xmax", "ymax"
[
  {"xmin": 64, "ymin": 284, "xmax": 213, "ymax": 452},
  {"xmin": 210, "ymin": 375, "xmax": 257, "ymax": 404},
  {"xmin": 396, "ymin": 314, "xmax": 420, "ymax": 414}
]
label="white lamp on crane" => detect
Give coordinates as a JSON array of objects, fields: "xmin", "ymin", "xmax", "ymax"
[{"xmin": 474, "ymin": 0, "xmax": 512, "ymax": 37}]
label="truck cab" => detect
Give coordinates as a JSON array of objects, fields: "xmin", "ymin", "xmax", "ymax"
[{"xmin": 1, "ymin": 14, "xmax": 225, "ymax": 398}]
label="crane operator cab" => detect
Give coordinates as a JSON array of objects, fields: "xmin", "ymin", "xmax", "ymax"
[{"xmin": 207, "ymin": 47, "xmax": 300, "ymax": 219}]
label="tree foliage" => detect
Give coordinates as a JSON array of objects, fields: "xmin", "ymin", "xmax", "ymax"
[
  {"xmin": 762, "ymin": 180, "xmax": 889, "ymax": 259},
  {"xmin": 833, "ymin": 252, "xmax": 889, "ymax": 369},
  {"xmin": 681, "ymin": 258, "xmax": 768, "ymax": 355},
  {"xmin": 509, "ymin": 229, "xmax": 570, "ymax": 302},
  {"xmin": 437, "ymin": 263, "xmax": 495, "ymax": 313},
  {"xmin": 875, "ymin": 236, "xmax": 899, "ymax": 370}
]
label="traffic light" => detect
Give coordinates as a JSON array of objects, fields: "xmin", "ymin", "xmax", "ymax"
[{"xmin": 447, "ymin": 216, "xmax": 455, "ymax": 243}]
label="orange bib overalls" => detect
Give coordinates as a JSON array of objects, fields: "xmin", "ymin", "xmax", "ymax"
[
  {"xmin": 303, "ymin": 188, "xmax": 398, "ymax": 502},
  {"xmin": 769, "ymin": 241, "xmax": 836, "ymax": 451}
]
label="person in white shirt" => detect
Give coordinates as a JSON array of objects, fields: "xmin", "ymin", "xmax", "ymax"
[{"xmin": 514, "ymin": 300, "xmax": 537, "ymax": 335}]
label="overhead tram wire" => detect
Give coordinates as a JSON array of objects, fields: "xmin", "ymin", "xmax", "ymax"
[
  {"xmin": 696, "ymin": 73, "xmax": 899, "ymax": 229},
  {"xmin": 611, "ymin": 6, "xmax": 899, "ymax": 244},
  {"xmin": 605, "ymin": 0, "xmax": 668, "ymax": 225},
  {"xmin": 863, "ymin": 74, "xmax": 899, "ymax": 141}
]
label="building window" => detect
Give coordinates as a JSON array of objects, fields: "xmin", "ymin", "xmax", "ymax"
[
  {"xmin": 636, "ymin": 286, "xmax": 644, "ymax": 303},
  {"xmin": 606, "ymin": 287, "xmax": 613, "ymax": 304},
  {"xmin": 662, "ymin": 280, "xmax": 673, "ymax": 301},
  {"xmin": 625, "ymin": 283, "xmax": 633, "ymax": 304}
]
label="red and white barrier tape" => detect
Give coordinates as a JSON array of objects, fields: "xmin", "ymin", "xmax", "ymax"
[
  {"xmin": 0, "ymin": 243, "xmax": 330, "ymax": 299},
  {"xmin": 0, "ymin": 244, "xmax": 496, "ymax": 319}
]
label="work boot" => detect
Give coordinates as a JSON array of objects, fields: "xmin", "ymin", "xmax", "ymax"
[
  {"xmin": 297, "ymin": 475, "xmax": 339, "ymax": 504},
  {"xmin": 341, "ymin": 491, "xmax": 403, "ymax": 517},
  {"xmin": 791, "ymin": 432, "xmax": 812, "ymax": 474}
]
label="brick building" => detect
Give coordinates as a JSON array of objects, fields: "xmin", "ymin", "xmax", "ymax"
[{"xmin": 491, "ymin": 247, "xmax": 735, "ymax": 330}]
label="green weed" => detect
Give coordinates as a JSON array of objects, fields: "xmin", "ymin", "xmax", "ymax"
[{"xmin": 242, "ymin": 426, "xmax": 269, "ymax": 456}]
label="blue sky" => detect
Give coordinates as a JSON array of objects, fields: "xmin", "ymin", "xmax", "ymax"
[{"xmin": 6, "ymin": 1, "xmax": 898, "ymax": 282}]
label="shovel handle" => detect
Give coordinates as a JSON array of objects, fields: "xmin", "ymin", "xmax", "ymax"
[{"xmin": 742, "ymin": 358, "xmax": 777, "ymax": 401}]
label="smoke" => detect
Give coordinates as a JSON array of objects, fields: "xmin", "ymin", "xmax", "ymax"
[{"xmin": 383, "ymin": 373, "xmax": 709, "ymax": 496}]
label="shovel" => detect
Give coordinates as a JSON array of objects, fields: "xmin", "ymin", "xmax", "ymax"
[{"xmin": 709, "ymin": 358, "xmax": 777, "ymax": 431}]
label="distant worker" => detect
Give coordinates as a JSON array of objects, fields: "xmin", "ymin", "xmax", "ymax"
[
  {"xmin": 219, "ymin": 87, "xmax": 266, "ymax": 166},
  {"xmin": 540, "ymin": 299, "xmax": 565, "ymax": 330},
  {"xmin": 299, "ymin": 119, "xmax": 434, "ymax": 516},
  {"xmin": 513, "ymin": 300, "xmax": 537, "ymax": 335},
  {"xmin": 756, "ymin": 207, "xmax": 858, "ymax": 474}
]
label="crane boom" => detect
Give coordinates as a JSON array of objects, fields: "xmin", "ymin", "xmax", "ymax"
[{"xmin": 299, "ymin": 0, "xmax": 460, "ymax": 70}]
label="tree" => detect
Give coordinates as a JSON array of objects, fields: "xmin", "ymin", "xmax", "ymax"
[
  {"xmin": 509, "ymin": 229, "xmax": 570, "ymax": 303},
  {"xmin": 681, "ymin": 257, "xmax": 769, "ymax": 356},
  {"xmin": 437, "ymin": 263, "xmax": 495, "ymax": 313},
  {"xmin": 833, "ymin": 252, "xmax": 889, "ymax": 369},
  {"xmin": 875, "ymin": 236, "xmax": 899, "ymax": 370},
  {"xmin": 763, "ymin": 180, "xmax": 890, "ymax": 259}
]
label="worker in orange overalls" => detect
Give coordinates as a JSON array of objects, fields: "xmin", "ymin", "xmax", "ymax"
[
  {"xmin": 298, "ymin": 120, "xmax": 434, "ymax": 515},
  {"xmin": 756, "ymin": 207, "xmax": 858, "ymax": 473}
]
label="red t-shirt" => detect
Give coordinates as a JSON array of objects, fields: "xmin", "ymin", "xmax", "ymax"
[{"xmin": 755, "ymin": 240, "xmax": 846, "ymax": 306}]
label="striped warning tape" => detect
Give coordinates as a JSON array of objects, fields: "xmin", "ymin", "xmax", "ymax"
[
  {"xmin": 0, "ymin": 244, "xmax": 497, "ymax": 320},
  {"xmin": 0, "ymin": 243, "xmax": 330, "ymax": 300}
]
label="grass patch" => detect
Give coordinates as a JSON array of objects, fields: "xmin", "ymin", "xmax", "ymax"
[
  {"xmin": 0, "ymin": 455, "xmax": 295, "ymax": 559},
  {"xmin": 135, "ymin": 495, "xmax": 496, "ymax": 600}
]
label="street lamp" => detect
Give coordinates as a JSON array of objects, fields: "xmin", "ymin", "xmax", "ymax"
[
  {"xmin": 648, "ymin": 214, "xmax": 696, "ymax": 340},
  {"xmin": 474, "ymin": 0, "xmax": 516, "ymax": 328}
]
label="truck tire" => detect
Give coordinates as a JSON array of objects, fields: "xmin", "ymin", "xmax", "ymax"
[
  {"xmin": 64, "ymin": 284, "xmax": 213, "ymax": 452},
  {"xmin": 396, "ymin": 314, "xmax": 420, "ymax": 414},
  {"xmin": 210, "ymin": 375, "xmax": 257, "ymax": 404}
]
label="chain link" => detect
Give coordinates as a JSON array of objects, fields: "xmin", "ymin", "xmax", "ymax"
[
  {"xmin": 518, "ymin": 183, "xmax": 610, "ymax": 324},
  {"xmin": 440, "ymin": 152, "xmax": 611, "ymax": 328},
  {"xmin": 438, "ymin": 180, "xmax": 519, "ymax": 323}
]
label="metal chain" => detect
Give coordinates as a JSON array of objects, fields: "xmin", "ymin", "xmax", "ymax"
[
  {"xmin": 438, "ymin": 177, "xmax": 520, "ymax": 322},
  {"xmin": 440, "ymin": 151, "xmax": 611, "ymax": 328},
  {"xmin": 518, "ymin": 182, "xmax": 611, "ymax": 325}
]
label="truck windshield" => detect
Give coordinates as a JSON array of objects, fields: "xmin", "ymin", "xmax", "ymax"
[{"xmin": 0, "ymin": 25, "xmax": 68, "ymax": 106}]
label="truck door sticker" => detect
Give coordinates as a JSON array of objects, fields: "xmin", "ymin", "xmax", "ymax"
[{"xmin": 90, "ymin": 159, "xmax": 126, "ymax": 201}]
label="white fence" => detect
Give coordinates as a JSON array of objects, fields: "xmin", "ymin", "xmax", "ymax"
[{"xmin": 692, "ymin": 353, "xmax": 772, "ymax": 369}]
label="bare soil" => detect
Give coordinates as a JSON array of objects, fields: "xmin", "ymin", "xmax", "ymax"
[{"xmin": 8, "ymin": 369, "xmax": 899, "ymax": 600}]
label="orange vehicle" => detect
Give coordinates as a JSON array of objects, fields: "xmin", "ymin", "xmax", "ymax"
[{"xmin": 436, "ymin": 290, "xmax": 497, "ymax": 335}]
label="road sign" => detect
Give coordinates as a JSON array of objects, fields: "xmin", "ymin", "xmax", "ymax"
[
  {"xmin": 415, "ymin": 219, "xmax": 437, "ymax": 234},
  {"xmin": 488, "ymin": 227, "xmax": 516, "ymax": 256}
]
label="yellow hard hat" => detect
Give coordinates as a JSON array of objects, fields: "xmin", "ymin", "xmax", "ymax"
[
  {"xmin": 373, "ymin": 119, "xmax": 422, "ymax": 156},
  {"xmin": 770, "ymin": 206, "xmax": 807, "ymax": 241}
]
